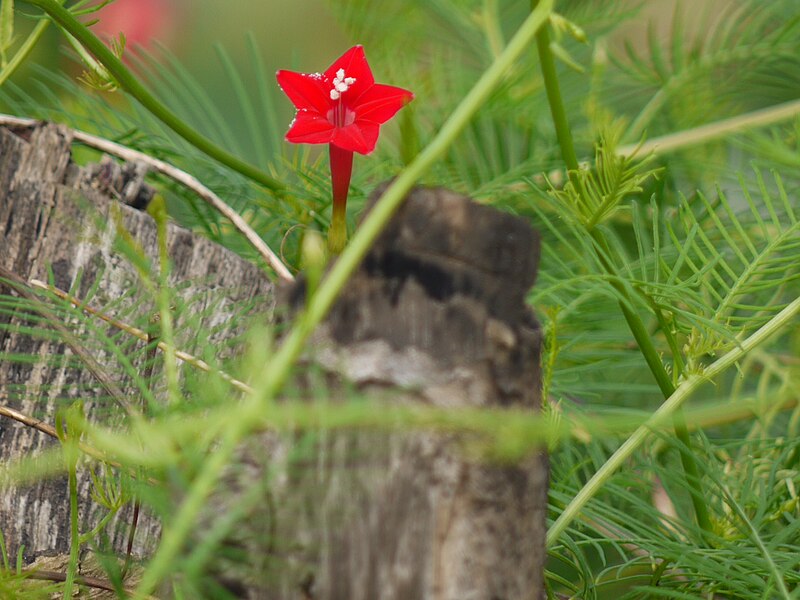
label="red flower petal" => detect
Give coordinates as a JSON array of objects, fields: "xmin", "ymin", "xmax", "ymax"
[
  {"xmin": 276, "ymin": 69, "xmax": 331, "ymax": 115},
  {"xmin": 354, "ymin": 84, "xmax": 414, "ymax": 124},
  {"xmin": 285, "ymin": 110, "xmax": 335, "ymax": 145},
  {"xmin": 324, "ymin": 45, "xmax": 375, "ymax": 102},
  {"xmin": 332, "ymin": 121, "xmax": 380, "ymax": 155},
  {"xmin": 277, "ymin": 45, "xmax": 413, "ymax": 155}
]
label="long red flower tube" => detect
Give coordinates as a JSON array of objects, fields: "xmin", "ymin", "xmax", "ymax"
[{"xmin": 277, "ymin": 45, "xmax": 413, "ymax": 253}]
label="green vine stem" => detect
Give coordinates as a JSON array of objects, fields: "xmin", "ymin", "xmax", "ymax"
[
  {"xmin": 618, "ymin": 97, "xmax": 800, "ymax": 158},
  {"xmin": 55, "ymin": 404, "xmax": 83, "ymax": 600},
  {"xmin": 131, "ymin": 2, "xmax": 555, "ymax": 596},
  {"xmin": 618, "ymin": 297, "xmax": 712, "ymax": 535},
  {"xmin": 25, "ymin": 0, "xmax": 286, "ymax": 195},
  {"xmin": 547, "ymin": 293, "xmax": 800, "ymax": 548},
  {"xmin": 150, "ymin": 197, "xmax": 181, "ymax": 405},
  {"xmin": 533, "ymin": 8, "xmax": 713, "ymax": 535},
  {"xmin": 534, "ymin": 14, "xmax": 579, "ymax": 179}
]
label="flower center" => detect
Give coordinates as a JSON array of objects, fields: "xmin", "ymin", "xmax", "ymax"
[
  {"xmin": 329, "ymin": 68, "xmax": 356, "ymax": 100},
  {"xmin": 327, "ymin": 68, "xmax": 357, "ymax": 128}
]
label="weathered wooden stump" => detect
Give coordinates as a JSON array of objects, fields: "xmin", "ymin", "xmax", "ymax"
[
  {"xmin": 0, "ymin": 122, "xmax": 548, "ymax": 599},
  {"xmin": 254, "ymin": 184, "xmax": 548, "ymax": 600},
  {"xmin": 0, "ymin": 123, "xmax": 273, "ymax": 565}
]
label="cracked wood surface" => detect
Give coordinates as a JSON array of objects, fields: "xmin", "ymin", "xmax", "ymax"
[
  {"xmin": 0, "ymin": 123, "xmax": 273, "ymax": 566},
  {"xmin": 228, "ymin": 185, "xmax": 548, "ymax": 599}
]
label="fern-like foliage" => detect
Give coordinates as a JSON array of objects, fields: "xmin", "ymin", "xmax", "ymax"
[
  {"xmin": 607, "ymin": 0, "xmax": 800, "ymax": 140},
  {"xmin": 549, "ymin": 130, "xmax": 661, "ymax": 230},
  {"xmin": 626, "ymin": 169, "xmax": 800, "ymax": 371}
]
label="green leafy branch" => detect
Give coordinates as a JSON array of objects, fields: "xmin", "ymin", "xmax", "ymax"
[
  {"xmin": 546, "ymin": 292, "xmax": 800, "ymax": 548},
  {"xmin": 533, "ymin": 6, "xmax": 713, "ymax": 535},
  {"xmin": 614, "ymin": 0, "xmax": 800, "ymax": 141}
]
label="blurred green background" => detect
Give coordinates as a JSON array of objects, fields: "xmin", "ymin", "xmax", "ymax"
[{"xmin": 11, "ymin": 0, "xmax": 350, "ymax": 143}]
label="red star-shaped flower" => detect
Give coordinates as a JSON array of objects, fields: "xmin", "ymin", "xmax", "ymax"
[
  {"xmin": 276, "ymin": 46, "xmax": 413, "ymax": 253},
  {"xmin": 276, "ymin": 45, "xmax": 413, "ymax": 155}
]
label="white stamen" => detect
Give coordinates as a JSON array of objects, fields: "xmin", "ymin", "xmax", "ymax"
[{"xmin": 330, "ymin": 68, "xmax": 356, "ymax": 101}]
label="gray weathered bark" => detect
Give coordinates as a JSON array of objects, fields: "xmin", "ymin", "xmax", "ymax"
[
  {"xmin": 0, "ymin": 122, "xmax": 274, "ymax": 565},
  {"xmin": 0, "ymin": 122, "xmax": 548, "ymax": 599},
  {"xmin": 221, "ymin": 185, "xmax": 548, "ymax": 600}
]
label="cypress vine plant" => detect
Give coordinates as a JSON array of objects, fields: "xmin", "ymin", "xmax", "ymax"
[{"xmin": 0, "ymin": 0, "xmax": 799, "ymax": 598}]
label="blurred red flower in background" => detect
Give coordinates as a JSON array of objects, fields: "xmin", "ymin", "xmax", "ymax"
[{"xmin": 91, "ymin": 0, "xmax": 179, "ymax": 50}]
